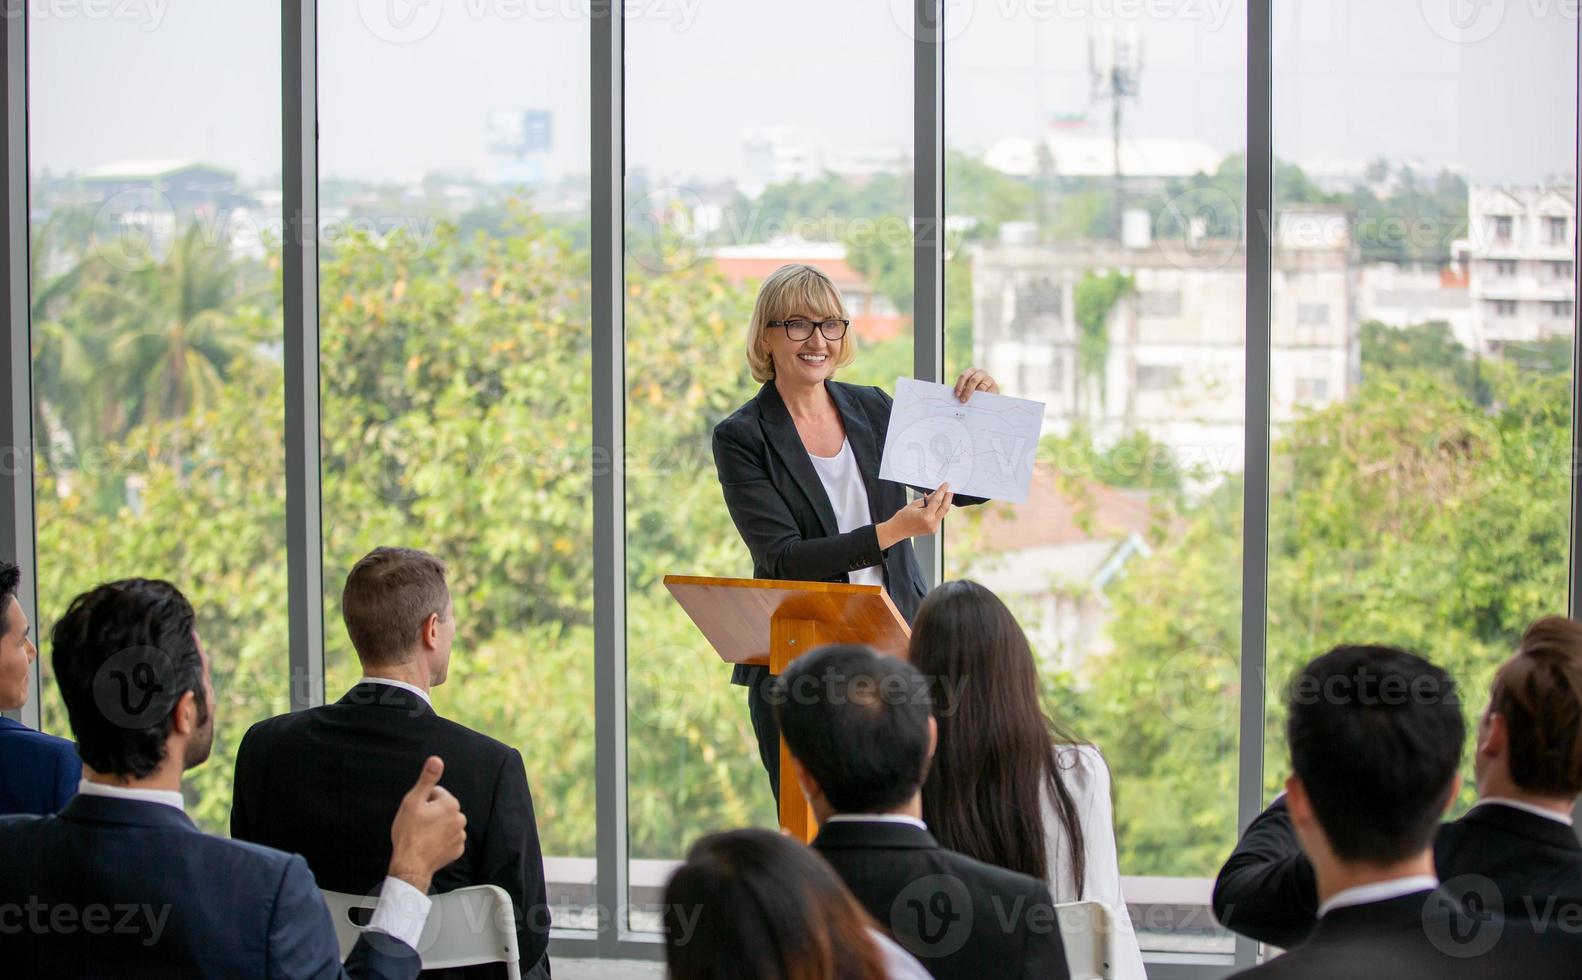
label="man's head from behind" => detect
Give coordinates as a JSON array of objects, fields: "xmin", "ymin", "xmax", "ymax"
[
  {"xmin": 53, "ymin": 578, "xmax": 214, "ymax": 780},
  {"xmin": 1476, "ymin": 616, "xmax": 1582, "ymax": 803},
  {"xmin": 341, "ymin": 548, "xmax": 455, "ymax": 685},
  {"xmin": 0, "ymin": 560, "xmax": 37, "ymax": 711},
  {"xmin": 772, "ymin": 644, "xmax": 935, "ymax": 819},
  {"xmin": 1285, "ymin": 645, "xmax": 1464, "ymax": 868}
]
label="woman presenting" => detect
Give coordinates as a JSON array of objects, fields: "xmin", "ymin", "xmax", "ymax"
[{"xmin": 711, "ymin": 263, "xmax": 999, "ymax": 799}]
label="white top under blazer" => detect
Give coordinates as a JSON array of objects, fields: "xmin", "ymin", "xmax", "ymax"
[
  {"xmin": 1042, "ymin": 744, "xmax": 1148, "ymax": 980},
  {"xmin": 807, "ymin": 439, "xmax": 885, "ymax": 588}
]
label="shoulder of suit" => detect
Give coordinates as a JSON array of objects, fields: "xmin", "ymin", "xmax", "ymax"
[
  {"xmin": 936, "ymin": 844, "xmax": 1049, "ymax": 897},
  {"xmin": 714, "ymin": 398, "xmax": 762, "ymax": 434},
  {"xmin": 425, "ymin": 713, "xmax": 520, "ymax": 760},
  {"xmin": 0, "ymin": 723, "xmax": 75, "ymax": 752}
]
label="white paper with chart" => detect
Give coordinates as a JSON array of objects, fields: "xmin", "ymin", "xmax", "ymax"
[{"xmin": 877, "ymin": 377, "xmax": 1045, "ymax": 504}]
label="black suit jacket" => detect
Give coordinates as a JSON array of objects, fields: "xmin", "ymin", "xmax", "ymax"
[
  {"xmin": 811, "ymin": 820, "xmax": 1070, "ymax": 980},
  {"xmin": 1213, "ymin": 797, "xmax": 1582, "ymax": 949},
  {"xmin": 1230, "ymin": 888, "xmax": 1580, "ymax": 979},
  {"xmin": 232, "ymin": 682, "xmax": 551, "ymax": 978},
  {"xmin": 0, "ymin": 794, "xmax": 421, "ymax": 979},
  {"xmin": 713, "ymin": 381, "xmax": 986, "ymax": 686}
]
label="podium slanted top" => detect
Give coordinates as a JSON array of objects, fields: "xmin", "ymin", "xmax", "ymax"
[{"xmin": 663, "ymin": 575, "xmax": 910, "ymax": 666}]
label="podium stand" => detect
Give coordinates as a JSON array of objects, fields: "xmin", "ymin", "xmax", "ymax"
[{"xmin": 664, "ymin": 575, "xmax": 911, "ymax": 842}]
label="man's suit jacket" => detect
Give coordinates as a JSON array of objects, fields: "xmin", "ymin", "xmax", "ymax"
[
  {"xmin": 0, "ymin": 794, "xmax": 421, "ymax": 979},
  {"xmin": 1213, "ymin": 797, "xmax": 1582, "ymax": 949},
  {"xmin": 713, "ymin": 381, "xmax": 986, "ymax": 687},
  {"xmin": 232, "ymin": 682, "xmax": 551, "ymax": 978},
  {"xmin": 0, "ymin": 715, "xmax": 80, "ymax": 815},
  {"xmin": 811, "ymin": 820, "xmax": 1070, "ymax": 980},
  {"xmin": 1230, "ymin": 888, "xmax": 1580, "ymax": 979}
]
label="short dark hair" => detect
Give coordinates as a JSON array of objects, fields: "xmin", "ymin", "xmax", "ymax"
[
  {"xmin": 0, "ymin": 560, "xmax": 18, "ymax": 630},
  {"xmin": 772, "ymin": 644, "xmax": 932, "ymax": 814},
  {"xmin": 1286, "ymin": 645, "xmax": 1463, "ymax": 864},
  {"xmin": 52, "ymin": 578, "xmax": 208, "ymax": 779},
  {"xmin": 341, "ymin": 548, "xmax": 450, "ymax": 666},
  {"xmin": 1493, "ymin": 616, "xmax": 1582, "ymax": 798},
  {"xmin": 0, "ymin": 559, "xmax": 18, "ymax": 607},
  {"xmin": 664, "ymin": 828, "xmax": 883, "ymax": 980}
]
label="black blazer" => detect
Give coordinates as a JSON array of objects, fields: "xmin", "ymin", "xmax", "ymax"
[
  {"xmin": 1213, "ymin": 797, "xmax": 1582, "ymax": 950},
  {"xmin": 811, "ymin": 819, "xmax": 1070, "ymax": 980},
  {"xmin": 0, "ymin": 794, "xmax": 421, "ymax": 979},
  {"xmin": 1230, "ymin": 888, "xmax": 1580, "ymax": 979},
  {"xmin": 232, "ymin": 682, "xmax": 552, "ymax": 978},
  {"xmin": 713, "ymin": 381, "xmax": 985, "ymax": 686}
]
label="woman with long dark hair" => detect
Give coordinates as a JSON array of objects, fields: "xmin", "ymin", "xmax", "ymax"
[
  {"xmin": 910, "ymin": 579, "xmax": 1146, "ymax": 979},
  {"xmin": 663, "ymin": 828, "xmax": 929, "ymax": 980}
]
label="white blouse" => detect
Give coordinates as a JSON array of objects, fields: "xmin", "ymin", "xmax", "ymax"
[
  {"xmin": 807, "ymin": 439, "xmax": 884, "ymax": 588},
  {"xmin": 1042, "ymin": 744, "xmax": 1147, "ymax": 980}
]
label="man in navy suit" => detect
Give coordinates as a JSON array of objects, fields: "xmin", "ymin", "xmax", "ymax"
[
  {"xmin": 0, "ymin": 558, "xmax": 80, "ymax": 815},
  {"xmin": 0, "ymin": 577, "xmax": 469, "ymax": 979}
]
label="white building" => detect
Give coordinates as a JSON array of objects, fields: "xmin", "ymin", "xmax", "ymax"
[
  {"xmin": 970, "ymin": 206, "xmax": 1359, "ymax": 472},
  {"xmin": 740, "ymin": 126, "xmax": 910, "ymax": 197},
  {"xmin": 1452, "ymin": 184, "xmax": 1576, "ymax": 356},
  {"xmin": 1357, "ymin": 262, "xmax": 1472, "ymax": 348}
]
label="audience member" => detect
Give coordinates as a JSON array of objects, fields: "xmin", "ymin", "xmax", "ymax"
[
  {"xmin": 233, "ymin": 547, "xmax": 552, "ymax": 979},
  {"xmin": 1227, "ymin": 644, "xmax": 1575, "ymax": 978},
  {"xmin": 910, "ymin": 580, "xmax": 1145, "ymax": 978},
  {"xmin": 1215, "ymin": 619, "xmax": 1582, "ymax": 950},
  {"xmin": 773, "ymin": 644, "xmax": 1070, "ymax": 980},
  {"xmin": 664, "ymin": 828, "xmax": 931, "ymax": 980},
  {"xmin": 0, "ymin": 558, "xmax": 80, "ymax": 815},
  {"xmin": 0, "ymin": 577, "xmax": 466, "ymax": 977}
]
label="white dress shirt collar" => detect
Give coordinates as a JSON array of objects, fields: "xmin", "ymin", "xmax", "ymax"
[
  {"xmin": 77, "ymin": 779, "xmax": 185, "ymax": 813},
  {"xmin": 825, "ymin": 813, "xmax": 928, "ymax": 832},
  {"xmin": 1318, "ymin": 875, "xmax": 1438, "ymax": 918},
  {"xmin": 1473, "ymin": 797, "xmax": 1575, "ymax": 827},
  {"xmin": 358, "ymin": 676, "xmax": 433, "ymax": 707}
]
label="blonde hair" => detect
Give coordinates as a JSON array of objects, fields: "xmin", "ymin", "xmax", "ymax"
[{"xmin": 744, "ymin": 264, "xmax": 857, "ymax": 384}]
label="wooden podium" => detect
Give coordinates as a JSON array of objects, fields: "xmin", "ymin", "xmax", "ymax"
[{"xmin": 664, "ymin": 574, "xmax": 911, "ymax": 842}]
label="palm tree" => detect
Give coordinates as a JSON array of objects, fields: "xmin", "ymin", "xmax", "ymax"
[{"xmin": 94, "ymin": 222, "xmax": 257, "ymax": 430}]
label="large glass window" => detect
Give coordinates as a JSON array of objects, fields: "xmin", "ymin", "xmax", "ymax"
[
  {"xmin": 945, "ymin": 3, "xmax": 1248, "ymax": 954},
  {"xmin": 623, "ymin": 0, "xmax": 914, "ymax": 928},
  {"xmin": 1268, "ymin": 0, "xmax": 1578, "ymax": 814},
  {"xmin": 27, "ymin": 3, "xmax": 287, "ymax": 830},
  {"xmin": 318, "ymin": 2, "xmax": 596, "ymax": 925}
]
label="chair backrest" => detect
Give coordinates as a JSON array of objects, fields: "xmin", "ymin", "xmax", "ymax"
[
  {"xmin": 1054, "ymin": 900, "xmax": 1114, "ymax": 980},
  {"xmin": 321, "ymin": 884, "xmax": 522, "ymax": 980}
]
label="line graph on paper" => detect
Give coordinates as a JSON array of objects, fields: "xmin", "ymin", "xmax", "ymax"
[{"xmin": 878, "ymin": 377, "xmax": 1045, "ymax": 504}]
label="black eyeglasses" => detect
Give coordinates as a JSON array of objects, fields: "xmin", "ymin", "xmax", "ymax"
[{"xmin": 769, "ymin": 318, "xmax": 850, "ymax": 342}]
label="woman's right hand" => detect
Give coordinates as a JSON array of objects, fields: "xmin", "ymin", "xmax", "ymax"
[{"xmin": 876, "ymin": 484, "xmax": 954, "ymax": 551}]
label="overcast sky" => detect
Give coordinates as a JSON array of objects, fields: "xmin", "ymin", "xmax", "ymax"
[{"xmin": 26, "ymin": 0, "xmax": 1578, "ymax": 189}]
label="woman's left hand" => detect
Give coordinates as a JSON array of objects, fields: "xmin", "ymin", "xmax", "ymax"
[{"xmin": 953, "ymin": 367, "xmax": 1000, "ymax": 402}]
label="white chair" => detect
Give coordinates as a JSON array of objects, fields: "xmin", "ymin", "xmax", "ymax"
[
  {"xmin": 1054, "ymin": 900, "xmax": 1114, "ymax": 980},
  {"xmin": 321, "ymin": 884, "xmax": 522, "ymax": 980}
]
